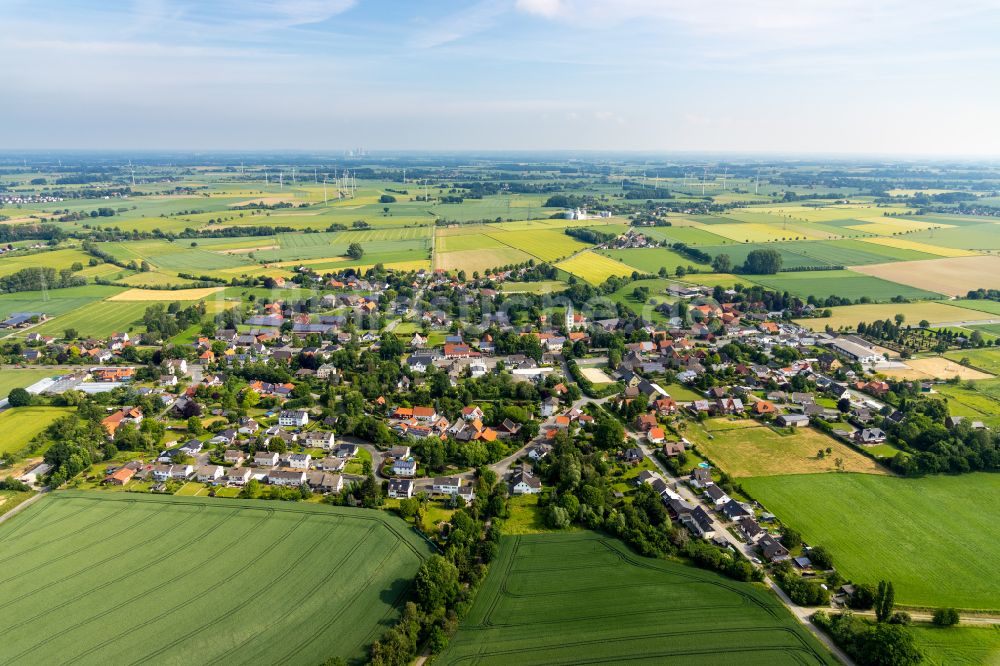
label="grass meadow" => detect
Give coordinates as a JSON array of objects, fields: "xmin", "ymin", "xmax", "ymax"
[
  {"xmin": 686, "ymin": 419, "xmax": 886, "ymax": 477},
  {"xmin": 0, "ymin": 492, "xmax": 433, "ymax": 665},
  {"xmin": 0, "ymin": 406, "xmax": 71, "ymax": 454},
  {"xmin": 742, "ymin": 473, "xmax": 1000, "ymax": 609},
  {"xmin": 749, "ymin": 270, "xmax": 943, "ymax": 302},
  {"xmin": 438, "ymin": 532, "xmax": 836, "ymax": 665},
  {"xmin": 0, "ymin": 368, "xmax": 61, "ymax": 396}
]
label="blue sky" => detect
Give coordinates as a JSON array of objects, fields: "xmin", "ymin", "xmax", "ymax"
[{"xmin": 3, "ymin": 0, "xmax": 1000, "ymax": 155}]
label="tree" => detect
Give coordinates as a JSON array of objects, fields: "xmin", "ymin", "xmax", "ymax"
[
  {"xmin": 240, "ymin": 478, "xmax": 261, "ymax": 499},
  {"xmin": 837, "ymin": 397, "xmax": 851, "ymax": 413},
  {"xmin": 742, "ymin": 248, "xmax": 782, "ymax": 274},
  {"xmin": 932, "ymin": 607, "xmax": 960, "ymax": 626},
  {"xmin": 545, "ymin": 504, "xmax": 571, "ymax": 528},
  {"xmin": 711, "ymin": 253, "xmax": 732, "ymax": 273},
  {"xmin": 379, "ymin": 194, "xmax": 396, "ymax": 204},
  {"xmin": 593, "ymin": 417, "xmax": 625, "ymax": 450},
  {"xmin": 186, "ymin": 416, "xmax": 204, "ymax": 435},
  {"xmin": 7, "ymin": 388, "xmax": 31, "ymax": 408},
  {"xmin": 894, "ymin": 313, "xmax": 905, "ymax": 326},
  {"xmin": 810, "ymin": 545, "xmax": 834, "ymax": 570},
  {"xmin": 64, "ymin": 328, "xmax": 78, "ymax": 340},
  {"xmin": 780, "ymin": 526, "xmax": 802, "ymax": 549},
  {"xmin": 413, "ymin": 555, "xmax": 459, "ymax": 612},
  {"xmin": 875, "ymin": 580, "xmax": 895, "ymax": 623},
  {"xmin": 862, "ymin": 622, "xmax": 922, "ymax": 666},
  {"xmin": 347, "ymin": 242, "xmax": 364, "ymax": 259},
  {"xmin": 850, "ymin": 582, "xmax": 877, "ymax": 610}
]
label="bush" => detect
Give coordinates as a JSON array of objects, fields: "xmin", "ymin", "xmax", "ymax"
[
  {"xmin": 932, "ymin": 607, "xmax": 960, "ymax": 626},
  {"xmin": 7, "ymin": 388, "xmax": 31, "ymax": 407}
]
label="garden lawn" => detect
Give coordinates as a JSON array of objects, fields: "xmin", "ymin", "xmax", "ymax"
[
  {"xmin": 0, "ymin": 406, "xmax": 72, "ymax": 454},
  {"xmin": 741, "ymin": 473, "xmax": 1000, "ymax": 609},
  {"xmin": 438, "ymin": 532, "xmax": 836, "ymax": 665},
  {"xmin": 685, "ymin": 420, "xmax": 886, "ymax": 477},
  {"xmin": 0, "ymin": 492, "xmax": 433, "ymax": 665}
]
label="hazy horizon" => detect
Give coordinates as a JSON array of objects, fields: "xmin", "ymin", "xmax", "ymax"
[{"xmin": 4, "ymin": 0, "xmax": 1000, "ymax": 156}]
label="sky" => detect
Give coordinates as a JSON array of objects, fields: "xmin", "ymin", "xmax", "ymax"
[{"xmin": 2, "ymin": 0, "xmax": 1000, "ymax": 156}]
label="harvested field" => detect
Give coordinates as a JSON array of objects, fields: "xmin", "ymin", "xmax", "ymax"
[
  {"xmin": 880, "ymin": 357, "xmax": 994, "ymax": 381},
  {"xmin": 434, "ymin": 247, "xmax": 532, "ymax": 272},
  {"xmin": 850, "ymin": 255, "xmax": 1000, "ymax": 296},
  {"xmin": 856, "ymin": 236, "xmax": 978, "ymax": 258},
  {"xmin": 108, "ymin": 287, "xmax": 223, "ymax": 301}
]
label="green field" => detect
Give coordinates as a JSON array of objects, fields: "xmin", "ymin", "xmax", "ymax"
[
  {"xmin": 742, "ymin": 473, "xmax": 1000, "ymax": 609},
  {"xmin": 945, "ymin": 348, "xmax": 1000, "ymax": 374},
  {"xmin": 794, "ymin": 301, "xmax": 995, "ymax": 331},
  {"xmin": 749, "ymin": 270, "xmax": 943, "ymax": 302},
  {"xmin": 0, "ymin": 248, "xmax": 94, "ymax": 277},
  {"xmin": 599, "ymin": 247, "xmax": 699, "ymax": 275},
  {"xmin": 0, "ymin": 285, "xmax": 125, "ymax": 321},
  {"xmin": 0, "ymin": 406, "xmax": 71, "ymax": 454},
  {"xmin": 438, "ymin": 532, "xmax": 836, "ymax": 665},
  {"xmin": 911, "ymin": 625, "xmax": 1000, "ymax": 665},
  {"xmin": 24, "ymin": 299, "xmax": 164, "ymax": 338},
  {"xmin": 0, "ymin": 492, "xmax": 433, "ymax": 664},
  {"xmin": 0, "ymin": 368, "xmax": 60, "ymax": 396}
]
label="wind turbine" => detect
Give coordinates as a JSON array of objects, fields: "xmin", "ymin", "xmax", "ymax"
[
  {"xmin": 323, "ymin": 175, "xmax": 328, "ymax": 205},
  {"xmin": 128, "ymin": 160, "xmax": 136, "ymax": 187},
  {"xmin": 702, "ymin": 167, "xmax": 708, "ymax": 196},
  {"xmin": 755, "ymin": 168, "xmax": 761, "ymax": 195}
]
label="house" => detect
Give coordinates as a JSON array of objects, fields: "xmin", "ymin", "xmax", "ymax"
[
  {"xmin": 510, "ymin": 466, "xmax": 542, "ymax": 495},
  {"xmin": 526, "ymin": 444, "xmax": 550, "ymax": 461},
  {"xmin": 306, "ymin": 471, "xmax": 343, "ymax": 494},
  {"xmin": 254, "ymin": 451, "xmax": 280, "ymax": 467},
  {"xmin": 285, "ymin": 453, "xmax": 312, "ymax": 469},
  {"xmin": 432, "ymin": 476, "xmax": 464, "ymax": 495},
  {"xmin": 387, "ymin": 445, "xmax": 411, "ymax": 459},
  {"xmin": 169, "ymin": 464, "xmax": 194, "ymax": 480},
  {"xmin": 101, "ymin": 407, "xmax": 144, "ymax": 438},
  {"xmin": 387, "ymin": 478, "xmax": 414, "ymax": 499},
  {"xmin": 303, "ymin": 431, "xmax": 336, "ymax": 450},
  {"xmin": 197, "ymin": 465, "xmax": 225, "ymax": 484},
  {"xmin": 704, "ymin": 484, "xmax": 731, "ymax": 508},
  {"xmin": 223, "ymin": 450, "xmax": 245, "ymax": 465},
  {"xmin": 854, "ymin": 428, "xmax": 887, "ymax": 444},
  {"xmin": 412, "ymin": 406, "xmax": 438, "ymax": 421},
  {"xmin": 335, "ymin": 443, "xmax": 359, "ymax": 459},
  {"xmin": 461, "ymin": 406, "xmax": 484, "ymax": 421},
  {"xmin": 278, "ymin": 410, "xmax": 309, "ymax": 427},
  {"xmin": 737, "ymin": 516, "xmax": 766, "ymax": 543},
  {"xmin": 758, "ymin": 534, "xmax": 790, "ymax": 562},
  {"xmin": 268, "ymin": 470, "xmax": 307, "ymax": 487},
  {"xmin": 393, "ymin": 458, "xmax": 417, "ymax": 477},
  {"xmin": 776, "ymin": 414, "xmax": 810, "ymax": 428},
  {"xmin": 633, "ymin": 413, "xmax": 656, "ymax": 432},
  {"xmin": 225, "ymin": 467, "xmax": 253, "ymax": 485},
  {"xmin": 662, "ymin": 441, "xmax": 686, "ymax": 457},
  {"xmin": 178, "ymin": 439, "xmax": 203, "ymax": 456},
  {"xmin": 318, "ymin": 456, "xmax": 346, "ymax": 472},
  {"xmin": 720, "ymin": 499, "xmax": 752, "ymax": 521},
  {"xmin": 646, "ymin": 427, "xmax": 666, "ymax": 444},
  {"xmin": 540, "ymin": 396, "xmax": 560, "ymax": 417},
  {"xmin": 681, "ymin": 505, "xmax": 715, "ymax": 538},
  {"xmin": 621, "ymin": 447, "xmax": 644, "ymax": 464},
  {"xmin": 752, "ymin": 400, "xmax": 778, "ymax": 416},
  {"xmin": 689, "ymin": 467, "xmax": 713, "ymax": 489},
  {"xmin": 105, "ymin": 466, "xmax": 136, "ymax": 486},
  {"xmin": 150, "ymin": 464, "xmax": 173, "ymax": 482}
]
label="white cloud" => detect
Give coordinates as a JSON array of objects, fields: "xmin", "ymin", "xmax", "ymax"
[{"xmin": 515, "ymin": 0, "xmax": 562, "ymax": 18}]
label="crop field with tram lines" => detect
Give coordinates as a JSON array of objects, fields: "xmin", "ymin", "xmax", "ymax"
[
  {"xmin": 0, "ymin": 492, "xmax": 433, "ymax": 666},
  {"xmin": 437, "ymin": 532, "xmax": 837, "ymax": 665}
]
